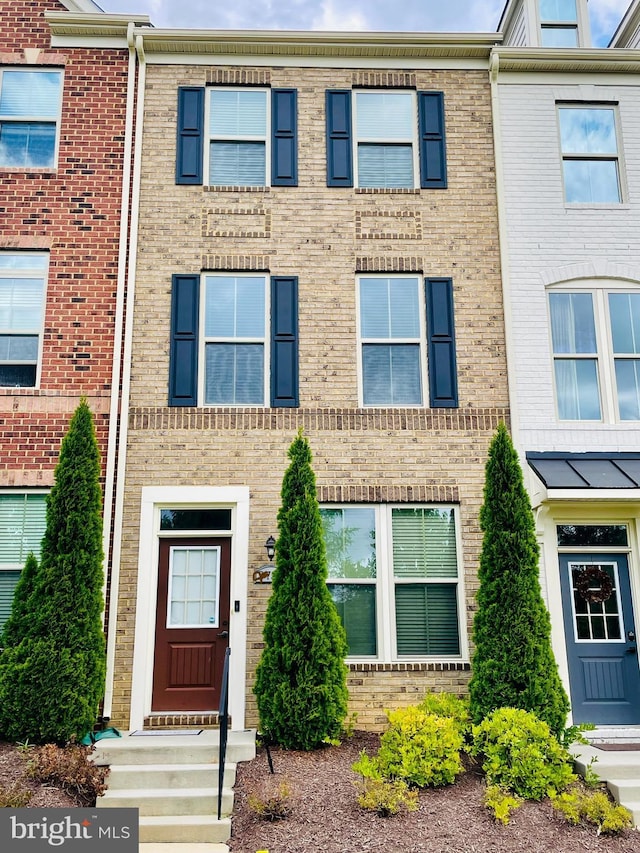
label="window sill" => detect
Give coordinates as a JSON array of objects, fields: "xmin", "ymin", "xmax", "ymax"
[
  {"xmin": 0, "ymin": 167, "xmax": 57, "ymax": 175},
  {"xmin": 355, "ymin": 187, "xmax": 421, "ymax": 194},
  {"xmin": 347, "ymin": 660, "xmax": 470, "ymax": 672},
  {"xmin": 563, "ymin": 202, "xmax": 630, "ymax": 211},
  {"xmin": 204, "ymin": 185, "xmax": 271, "ymax": 193}
]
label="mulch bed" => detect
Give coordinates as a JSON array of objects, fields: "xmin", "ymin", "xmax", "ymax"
[
  {"xmin": 229, "ymin": 732, "xmax": 640, "ymax": 853},
  {"xmin": 0, "ymin": 742, "xmax": 76, "ymax": 808}
]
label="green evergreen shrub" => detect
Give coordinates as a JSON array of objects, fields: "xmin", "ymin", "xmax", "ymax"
[
  {"xmin": 254, "ymin": 430, "xmax": 348, "ymax": 750},
  {"xmin": 552, "ymin": 788, "xmax": 633, "ymax": 835},
  {"xmin": 0, "ymin": 400, "xmax": 106, "ymax": 744},
  {"xmin": 353, "ymin": 706, "xmax": 464, "ymax": 788},
  {"xmin": 0, "ymin": 552, "xmax": 39, "ymax": 648},
  {"xmin": 354, "ymin": 777, "xmax": 418, "ymax": 816},
  {"xmin": 468, "ymin": 423, "xmax": 570, "ymax": 737},
  {"xmin": 472, "ymin": 707, "xmax": 575, "ymax": 800},
  {"xmin": 483, "ymin": 784, "xmax": 522, "ymax": 825}
]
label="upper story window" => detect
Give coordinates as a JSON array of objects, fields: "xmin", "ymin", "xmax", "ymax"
[
  {"xmin": 540, "ymin": 0, "xmax": 578, "ymax": 46},
  {"xmin": 0, "ymin": 70, "xmax": 62, "ymax": 170},
  {"xmin": 357, "ymin": 276, "xmax": 458, "ymax": 408},
  {"xmin": 549, "ymin": 286, "xmax": 640, "ymax": 422},
  {"xmin": 326, "ymin": 89, "xmax": 446, "ymax": 189},
  {"xmin": 558, "ymin": 106, "xmax": 621, "ymax": 204},
  {"xmin": 203, "ymin": 274, "xmax": 268, "ymax": 405},
  {"xmin": 0, "ymin": 253, "xmax": 47, "ymax": 388},
  {"xmin": 0, "ymin": 492, "xmax": 47, "ymax": 630},
  {"xmin": 169, "ymin": 272, "xmax": 299, "ymax": 408},
  {"xmin": 321, "ymin": 504, "xmax": 463, "ymax": 660},
  {"xmin": 176, "ymin": 86, "xmax": 297, "ymax": 187}
]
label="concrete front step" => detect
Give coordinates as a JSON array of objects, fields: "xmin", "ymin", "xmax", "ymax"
[
  {"xmin": 106, "ymin": 763, "xmax": 236, "ymax": 790},
  {"xmin": 572, "ymin": 743, "xmax": 640, "ymax": 827},
  {"xmin": 92, "ymin": 730, "xmax": 256, "ymax": 767},
  {"xmin": 98, "ymin": 787, "xmax": 234, "ymax": 817},
  {"xmin": 140, "ymin": 815, "xmax": 232, "ymax": 844}
]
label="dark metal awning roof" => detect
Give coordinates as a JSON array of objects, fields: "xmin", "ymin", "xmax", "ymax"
[{"xmin": 527, "ymin": 453, "xmax": 640, "ymax": 490}]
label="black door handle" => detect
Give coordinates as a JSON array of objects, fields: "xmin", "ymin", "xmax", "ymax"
[
  {"xmin": 217, "ymin": 631, "xmax": 229, "ymax": 638},
  {"xmin": 626, "ymin": 646, "xmax": 637, "ymax": 655}
]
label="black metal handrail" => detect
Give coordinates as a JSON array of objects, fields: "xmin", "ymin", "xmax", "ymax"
[{"xmin": 217, "ymin": 646, "xmax": 231, "ymax": 821}]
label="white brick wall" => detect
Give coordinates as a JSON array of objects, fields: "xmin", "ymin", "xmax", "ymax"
[{"xmin": 499, "ymin": 79, "xmax": 640, "ymax": 452}]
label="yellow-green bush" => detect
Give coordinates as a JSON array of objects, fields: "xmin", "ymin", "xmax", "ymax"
[
  {"xmin": 553, "ymin": 789, "xmax": 632, "ymax": 835},
  {"xmin": 418, "ymin": 692, "xmax": 471, "ymax": 740},
  {"xmin": 354, "ymin": 777, "xmax": 418, "ymax": 816},
  {"xmin": 484, "ymin": 784, "xmax": 522, "ymax": 825},
  {"xmin": 472, "ymin": 708, "xmax": 575, "ymax": 800}
]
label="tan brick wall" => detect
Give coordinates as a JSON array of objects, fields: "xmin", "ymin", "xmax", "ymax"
[{"xmin": 111, "ymin": 63, "xmax": 508, "ymax": 730}]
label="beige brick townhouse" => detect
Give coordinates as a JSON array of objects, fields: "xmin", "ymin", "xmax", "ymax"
[{"xmin": 103, "ymin": 25, "xmax": 509, "ymax": 733}]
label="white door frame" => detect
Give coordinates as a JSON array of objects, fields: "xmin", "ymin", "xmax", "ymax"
[{"xmin": 130, "ymin": 486, "xmax": 250, "ymax": 731}]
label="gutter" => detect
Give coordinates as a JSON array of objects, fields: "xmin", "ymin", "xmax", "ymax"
[{"xmin": 102, "ymin": 23, "xmax": 146, "ymax": 719}]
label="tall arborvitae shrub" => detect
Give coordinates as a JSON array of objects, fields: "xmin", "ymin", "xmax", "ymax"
[
  {"xmin": 468, "ymin": 423, "xmax": 570, "ymax": 737},
  {"xmin": 254, "ymin": 430, "xmax": 348, "ymax": 749},
  {"xmin": 0, "ymin": 400, "xmax": 106, "ymax": 743}
]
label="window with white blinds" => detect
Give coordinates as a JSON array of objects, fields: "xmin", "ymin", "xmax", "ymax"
[
  {"xmin": 354, "ymin": 91, "xmax": 416, "ymax": 188},
  {"xmin": 358, "ymin": 276, "xmax": 425, "ymax": 406},
  {"xmin": 0, "ymin": 70, "xmax": 62, "ymax": 169},
  {"xmin": 321, "ymin": 504, "xmax": 463, "ymax": 660},
  {"xmin": 203, "ymin": 274, "xmax": 267, "ymax": 405},
  {"xmin": 0, "ymin": 492, "xmax": 47, "ymax": 630},
  {"xmin": 0, "ymin": 253, "xmax": 47, "ymax": 388},
  {"xmin": 207, "ymin": 89, "xmax": 268, "ymax": 186}
]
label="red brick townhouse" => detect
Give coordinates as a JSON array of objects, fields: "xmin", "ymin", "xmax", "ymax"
[{"xmin": 0, "ymin": 2, "xmax": 148, "ymax": 644}]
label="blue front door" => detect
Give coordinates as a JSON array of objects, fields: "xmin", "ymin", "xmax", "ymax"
[{"xmin": 560, "ymin": 553, "xmax": 640, "ymax": 725}]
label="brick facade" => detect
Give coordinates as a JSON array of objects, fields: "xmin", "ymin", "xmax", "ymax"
[
  {"xmin": 112, "ymin": 60, "xmax": 509, "ymax": 731},
  {"xmin": 0, "ymin": 0, "xmax": 130, "ymax": 485}
]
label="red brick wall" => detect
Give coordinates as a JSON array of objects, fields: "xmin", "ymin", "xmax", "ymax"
[{"xmin": 0, "ymin": 1, "xmax": 130, "ymax": 482}]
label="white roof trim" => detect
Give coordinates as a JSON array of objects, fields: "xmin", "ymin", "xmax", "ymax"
[{"xmin": 59, "ymin": 0, "xmax": 104, "ymax": 12}]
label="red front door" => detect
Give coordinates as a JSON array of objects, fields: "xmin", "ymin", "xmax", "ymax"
[{"xmin": 152, "ymin": 538, "xmax": 231, "ymax": 712}]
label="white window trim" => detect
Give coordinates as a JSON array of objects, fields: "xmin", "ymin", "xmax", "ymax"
[
  {"xmin": 548, "ymin": 280, "xmax": 640, "ymax": 424},
  {"xmin": 199, "ymin": 272, "xmax": 270, "ymax": 408},
  {"xmin": 556, "ymin": 102, "xmax": 624, "ymax": 206},
  {"xmin": 0, "ymin": 252, "xmax": 48, "ymax": 390},
  {"xmin": 203, "ymin": 86, "xmax": 271, "ymax": 188},
  {"xmin": 352, "ymin": 89, "xmax": 419, "ymax": 190},
  {"xmin": 356, "ymin": 274, "xmax": 428, "ymax": 408},
  {"xmin": 323, "ymin": 503, "xmax": 467, "ymax": 663},
  {"xmin": 0, "ymin": 490, "xmax": 49, "ymax": 571},
  {"xmin": 0, "ymin": 69, "xmax": 63, "ymax": 171}
]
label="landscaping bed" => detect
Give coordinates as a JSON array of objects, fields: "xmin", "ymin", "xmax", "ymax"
[{"xmin": 229, "ymin": 732, "xmax": 639, "ymax": 853}]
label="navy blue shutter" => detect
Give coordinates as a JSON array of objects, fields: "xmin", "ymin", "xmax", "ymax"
[
  {"xmin": 176, "ymin": 87, "xmax": 204, "ymax": 185},
  {"xmin": 425, "ymin": 278, "xmax": 458, "ymax": 408},
  {"xmin": 169, "ymin": 275, "xmax": 199, "ymax": 406},
  {"xmin": 271, "ymin": 89, "xmax": 298, "ymax": 186},
  {"xmin": 418, "ymin": 92, "xmax": 447, "ymax": 189},
  {"xmin": 326, "ymin": 90, "xmax": 353, "ymax": 187},
  {"xmin": 271, "ymin": 276, "xmax": 299, "ymax": 407}
]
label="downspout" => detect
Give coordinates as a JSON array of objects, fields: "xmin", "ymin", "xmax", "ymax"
[
  {"xmin": 489, "ymin": 50, "xmax": 521, "ymax": 452},
  {"xmin": 103, "ymin": 24, "xmax": 146, "ymax": 719}
]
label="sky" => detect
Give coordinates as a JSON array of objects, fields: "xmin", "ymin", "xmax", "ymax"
[{"xmin": 96, "ymin": 0, "xmax": 633, "ymax": 47}]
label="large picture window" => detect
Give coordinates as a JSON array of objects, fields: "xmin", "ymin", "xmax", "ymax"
[
  {"xmin": 0, "ymin": 70, "xmax": 62, "ymax": 170},
  {"xmin": 549, "ymin": 286, "xmax": 640, "ymax": 421},
  {"xmin": 321, "ymin": 505, "xmax": 463, "ymax": 660},
  {"xmin": 0, "ymin": 253, "xmax": 47, "ymax": 388}
]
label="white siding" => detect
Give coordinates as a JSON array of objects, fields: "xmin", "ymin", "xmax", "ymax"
[
  {"xmin": 503, "ymin": 3, "xmax": 528, "ymax": 47},
  {"xmin": 499, "ymin": 80, "xmax": 640, "ymax": 452}
]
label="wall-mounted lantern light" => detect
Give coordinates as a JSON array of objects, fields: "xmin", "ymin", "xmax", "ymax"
[{"xmin": 265, "ymin": 535, "xmax": 276, "ymax": 562}]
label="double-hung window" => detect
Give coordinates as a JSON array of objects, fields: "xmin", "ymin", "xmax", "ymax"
[
  {"xmin": 326, "ymin": 89, "xmax": 446, "ymax": 189},
  {"xmin": 321, "ymin": 505, "xmax": 463, "ymax": 660},
  {"xmin": 0, "ymin": 492, "xmax": 47, "ymax": 631},
  {"xmin": 203, "ymin": 274, "xmax": 267, "ymax": 405},
  {"xmin": 549, "ymin": 286, "xmax": 640, "ymax": 421},
  {"xmin": 357, "ymin": 276, "xmax": 458, "ymax": 408},
  {"xmin": 0, "ymin": 253, "xmax": 47, "ymax": 388},
  {"xmin": 0, "ymin": 69, "xmax": 62, "ymax": 170},
  {"xmin": 558, "ymin": 105, "xmax": 621, "ymax": 204},
  {"xmin": 539, "ymin": 0, "xmax": 578, "ymax": 47},
  {"xmin": 176, "ymin": 86, "xmax": 297, "ymax": 187},
  {"xmin": 169, "ymin": 273, "xmax": 298, "ymax": 408}
]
